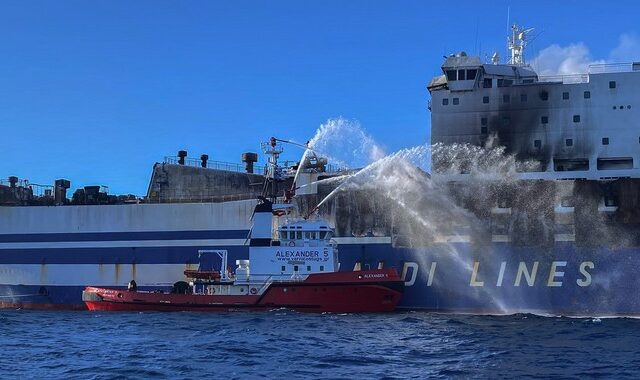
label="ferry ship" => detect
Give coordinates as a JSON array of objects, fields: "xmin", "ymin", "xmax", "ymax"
[{"xmin": 2, "ymin": 25, "xmax": 639, "ymax": 315}]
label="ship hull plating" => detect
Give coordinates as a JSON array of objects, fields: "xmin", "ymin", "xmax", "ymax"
[{"xmin": 0, "ymin": 232, "xmax": 636, "ymax": 316}]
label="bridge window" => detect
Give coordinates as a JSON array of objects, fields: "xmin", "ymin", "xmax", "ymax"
[
  {"xmin": 296, "ymin": 231, "xmax": 302, "ymax": 239},
  {"xmin": 483, "ymin": 96, "xmax": 489, "ymax": 104},
  {"xmin": 446, "ymin": 70, "xmax": 457, "ymax": 81},
  {"xmin": 458, "ymin": 69, "xmax": 466, "ymax": 80},
  {"xmin": 540, "ymin": 91, "xmax": 549, "ymax": 101},
  {"xmin": 497, "ymin": 79, "xmax": 513, "ymax": 87},
  {"xmin": 534, "ymin": 140, "xmax": 541, "ymax": 148},
  {"xmin": 609, "ymin": 81, "xmax": 616, "ymax": 89},
  {"xmin": 442, "ymin": 98, "xmax": 449, "ymax": 106},
  {"xmin": 453, "ymin": 98, "xmax": 460, "ymax": 105},
  {"xmin": 566, "ymin": 139, "xmax": 573, "ymax": 147},
  {"xmin": 573, "ymin": 115, "xmax": 581, "ymax": 123},
  {"xmin": 584, "ymin": 91, "xmax": 591, "ymax": 99},
  {"xmin": 467, "ymin": 69, "xmax": 477, "ymax": 80},
  {"xmin": 602, "ymin": 137, "xmax": 609, "ymax": 145},
  {"xmin": 483, "ymin": 78, "xmax": 492, "ymax": 88},
  {"xmin": 294, "ymin": 265, "xmax": 299, "ymax": 272},
  {"xmin": 541, "ymin": 116, "xmax": 549, "ymax": 124},
  {"xmin": 563, "ymin": 92, "xmax": 570, "ymax": 100}
]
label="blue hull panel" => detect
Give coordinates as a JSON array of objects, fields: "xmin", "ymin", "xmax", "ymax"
[{"xmin": 1, "ymin": 232, "xmax": 638, "ymax": 315}]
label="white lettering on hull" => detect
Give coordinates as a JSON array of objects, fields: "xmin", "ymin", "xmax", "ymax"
[{"xmin": 399, "ymin": 260, "xmax": 595, "ymax": 288}]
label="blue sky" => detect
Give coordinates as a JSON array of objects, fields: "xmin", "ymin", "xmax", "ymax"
[{"xmin": 1, "ymin": 0, "xmax": 638, "ymax": 194}]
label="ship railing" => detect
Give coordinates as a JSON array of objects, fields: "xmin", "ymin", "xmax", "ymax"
[
  {"xmin": 588, "ymin": 62, "xmax": 637, "ymax": 74},
  {"xmin": 163, "ymin": 156, "xmax": 268, "ymax": 174},
  {"xmin": 538, "ymin": 74, "xmax": 589, "ymax": 84},
  {"xmin": 163, "ymin": 156, "xmax": 350, "ymax": 175}
]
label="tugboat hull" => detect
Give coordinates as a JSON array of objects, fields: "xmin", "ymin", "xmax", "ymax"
[{"xmin": 82, "ymin": 269, "xmax": 404, "ymax": 313}]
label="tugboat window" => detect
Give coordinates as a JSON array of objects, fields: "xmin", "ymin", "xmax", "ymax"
[
  {"xmin": 483, "ymin": 96, "xmax": 489, "ymax": 104},
  {"xmin": 294, "ymin": 265, "xmax": 299, "ymax": 272},
  {"xmin": 281, "ymin": 266, "xmax": 286, "ymax": 271},
  {"xmin": 534, "ymin": 140, "xmax": 541, "ymax": 148},
  {"xmin": 442, "ymin": 98, "xmax": 449, "ymax": 106},
  {"xmin": 584, "ymin": 91, "xmax": 591, "ymax": 99},
  {"xmin": 540, "ymin": 91, "xmax": 549, "ymax": 101},
  {"xmin": 453, "ymin": 98, "xmax": 459, "ymax": 105},
  {"xmin": 296, "ymin": 231, "xmax": 302, "ymax": 239},
  {"xmin": 541, "ymin": 116, "xmax": 549, "ymax": 124},
  {"xmin": 320, "ymin": 266, "xmax": 324, "ymax": 271},
  {"xmin": 573, "ymin": 115, "xmax": 580, "ymax": 123},
  {"xmin": 609, "ymin": 81, "xmax": 616, "ymax": 89},
  {"xmin": 458, "ymin": 69, "xmax": 465, "ymax": 80},
  {"xmin": 481, "ymin": 127, "xmax": 488, "ymax": 134},
  {"xmin": 602, "ymin": 137, "xmax": 609, "ymax": 145},
  {"xmin": 483, "ymin": 78, "xmax": 492, "ymax": 88},
  {"xmin": 481, "ymin": 117, "xmax": 487, "ymax": 126},
  {"xmin": 446, "ymin": 70, "xmax": 456, "ymax": 81},
  {"xmin": 566, "ymin": 139, "xmax": 573, "ymax": 147},
  {"xmin": 563, "ymin": 92, "xmax": 569, "ymax": 100}
]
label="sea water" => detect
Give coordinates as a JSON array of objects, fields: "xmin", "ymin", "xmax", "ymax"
[{"xmin": 1, "ymin": 310, "xmax": 638, "ymax": 379}]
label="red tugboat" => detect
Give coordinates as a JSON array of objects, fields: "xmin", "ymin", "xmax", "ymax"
[{"xmin": 82, "ymin": 138, "xmax": 403, "ymax": 313}]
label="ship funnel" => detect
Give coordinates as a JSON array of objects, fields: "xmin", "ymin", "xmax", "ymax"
[
  {"xmin": 242, "ymin": 152, "xmax": 258, "ymax": 174},
  {"xmin": 8, "ymin": 176, "xmax": 18, "ymax": 188},
  {"xmin": 200, "ymin": 154, "xmax": 209, "ymax": 168},
  {"xmin": 177, "ymin": 150, "xmax": 187, "ymax": 165},
  {"xmin": 54, "ymin": 179, "xmax": 71, "ymax": 205}
]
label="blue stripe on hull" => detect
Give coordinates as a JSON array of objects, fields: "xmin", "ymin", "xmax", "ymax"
[
  {"xmin": 0, "ymin": 246, "xmax": 249, "ymax": 264},
  {"xmin": 0, "ymin": 230, "xmax": 249, "ymax": 243}
]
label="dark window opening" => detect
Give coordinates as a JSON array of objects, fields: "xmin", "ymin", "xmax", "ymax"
[
  {"xmin": 458, "ymin": 69, "xmax": 466, "ymax": 80},
  {"xmin": 561, "ymin": 197, "xmax": 574, "ymax": 207},
  {"xmin": 521, "ymin": 93, "xmax": 528, "ymax": 102},
  {"xmin": 467, "ymin": 69, "xmax": 477, "ymax": 80},
  {"xmin": 584, "ymin": 91, "xmax": 591, "ymax": 99},
  {"xmin": 573, "ymin": 115, "xmax": 581, "ymax": 123},
  {"xmin": 598, "ymin": 158, "xmax": 633, "ymax": 170},
  {"xmin": 613, "ymin": 106, "xmax": 617, "ymax": 110},
  {"xmin": 307, "ymin": 265, "xmax": 311, "ymax": 271},
  {"xmin": 541, "ymin": 116, "xmax": 549, "ymax": 124},
  {"xmin": 502, "ymin": 117, "xmax": 510, "ymax": 126},
  {"xmin": 453, "ymin": 98, "xmax": 459, "ymax": 105},
  {"xmin": 522, "ymin": 79, "xmax": 534, "ymax": 84},
  {"xmin": 540, "ymin": 91, "xmax": 549, "ymax": 101},
  {"xmin": 483, "ymin": 96, "xmax": 489, "ymax": 104},
  {"xmin": 503, "ymin": 95, "xmax": 510, "ymax": 103},
  {"xmin": 604, "ymin": 195, "xmax": 618, "ymax": 207},
  {"xmin": 281, "ymin": 266, "xmax": 286, "ymax": 271},
  {"xmin": 566, "ymin": 139, "xmax": 573, "ymax": 147},
  {"xmin": 446, "ymin": 70, "xmax": 456, "ymax": 81},
  {"xmin": 497, "ymin": 79, "xmax": 513, "ymax": 87},
  {"xmin": 483, "ymin": 78, "xmax": 492, "ymax": 88},
  {"xmin": 628, "ymin": 105, "xmax": 632, "ymax": 109},
  {"xmin": 563, "ymin": 92, "xmax": 570, "ymax": 100},
  {"xmin": 609, "ymin": 81, "xmax": 616, "ymax": 89},
  {"xmin": 442, "ymin": 98, "xmax": 449, "ymax": 106},
  {"xmin": 481, "ymin": 126, "xmax": 488, "ymax": 134},
  {"xmin": 293, "ymin": 265, "xmax": 299, "ymax": 271},
  {"xmin": 320, "ymin": 265, "xmax": 324, "ymax": 271},
  {"xmin": 554, "ymin": 158, "xmax": 589, "ymax": 171},
  {"xmin": 620, "ymin": 105, "xmax": 624, "ymax": 110},
  {"xmin": 534, "ymin": 140, "xmax": 541, "ymax": 148},
  {"xmin": 602, "ymin": 137, "xmax": 609, "ymax": 145},
  {"xmin": 481, "ymin": 117, "xmax": 487, "ymax": 125}
]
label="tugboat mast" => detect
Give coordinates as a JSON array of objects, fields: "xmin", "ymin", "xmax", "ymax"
[{"xmin": 261, "ymin": 137, "xmax": 284, "ymax": 203}]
